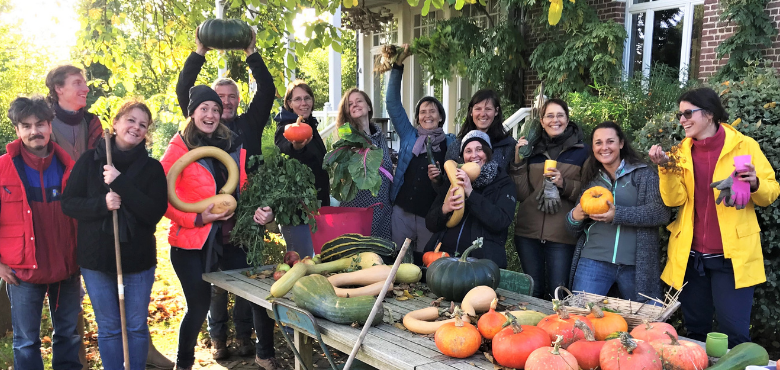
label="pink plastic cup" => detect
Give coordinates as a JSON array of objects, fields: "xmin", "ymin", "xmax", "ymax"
[{"xmin": 734, "ymin": 154, "xmax": 752, "ymax": 173}]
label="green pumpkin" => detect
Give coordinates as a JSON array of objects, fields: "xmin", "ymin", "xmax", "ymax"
[
  {"xmin": 425, "ymin": 238, "xmax": 501, "ymax": 302},
  {"xmin": 197, "ymin": 19, "xmax": 254, "ymax": 50}
]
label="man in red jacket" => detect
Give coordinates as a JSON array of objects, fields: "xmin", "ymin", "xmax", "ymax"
[{"xmin": 0, "ymin": 95, "xmax": 80, "ymax": 370}]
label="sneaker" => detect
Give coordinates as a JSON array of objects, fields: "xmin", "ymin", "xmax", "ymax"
[
  {"xmin": 235, "ymin": 337, "xmax": 255, "ymax": 357},
  {"xmin": 212, "ymin": 340, "xmax": 229, "ymax": 360},
  {"xmin": 255, "ymin": 356, "xmax": 282, "ymax": 370}
]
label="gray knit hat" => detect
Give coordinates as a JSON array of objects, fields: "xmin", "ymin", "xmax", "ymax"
[{"xmin": 460, "ymin": 130, "xmax": 492, "ymax": 155}]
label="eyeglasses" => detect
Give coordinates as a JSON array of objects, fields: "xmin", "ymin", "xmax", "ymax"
[
  {"xmin": 675, "ymin": 108, "xmax": 703, "ymax": 120},
  {"xmin": 290, "ymin": 96, "xmax": 313, "ymax": 104},
  {"xmin": 544, "ymin": 114, "xmax": 567, "ymax": 120}
]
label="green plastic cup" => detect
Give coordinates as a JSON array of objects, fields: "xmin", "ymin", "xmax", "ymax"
[{"xmin": 706, "ymin": 332, "xmax": 728, "ymax": 357}]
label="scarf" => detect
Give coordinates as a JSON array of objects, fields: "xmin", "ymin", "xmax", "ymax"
[
  {"xmin": 95, "ymin": 136, "xmax": 149, "ymax": 243},
  {"xmin": 536, "ymin": 125, "xmax": 576, "ymax": 160},
  {"xmin": 473, "ymin": 160, "xmax": 498, "ymax": 189},
  {"xmin": 53, "ymin": 102, "xmax": 86, "ymax": 126},
  {"xmin": 412, "ymin": 127, "xmax": 446, "ymax": 156}
]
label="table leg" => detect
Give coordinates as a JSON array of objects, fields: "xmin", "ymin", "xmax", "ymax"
[{"xmin": 294, "ymin": 329, "xmax": 313, "ymax": 370}]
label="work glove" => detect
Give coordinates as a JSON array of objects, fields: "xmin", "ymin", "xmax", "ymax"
[
  {"xmin": 710, "ymin": 172, "xmax": 750, "ymax": 210},
  {"xmin": 536, "ymin": 177, "xmax": 562, "ymax": 214}
]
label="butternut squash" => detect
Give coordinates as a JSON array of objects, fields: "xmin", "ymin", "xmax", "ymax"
[
  {"xmin": 402, "ymin": 307, "xmax": 470, "ymax": 335},
  {"xmin": 443, "ymin": 160, "xmax": 481, "ymax": 227},
  {"xmin": 461, "ymin": 285, "xmax": 497, "ymax": 316},
  {"xmin": 334, "ymin": 280, "xmax": 393, "ymax": 297},
  {"xmin": 167, "ymin": 146, "xmax": 238, "ymax": 214},
  {"xmin": 327, "ymin": 264, "xmax": 422, "ymax": 286}
]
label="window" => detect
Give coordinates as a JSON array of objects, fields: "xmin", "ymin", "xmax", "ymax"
[
  {"xmin": 371, "ymin": 19, "xmax": 398, "ymax": 119},
  {"xmin": 412, "ymin": 11, "xmax": 444, "ymax": 105},
  {"xmin": 624, "ymin": 0, "xmax": 704, "ymax": 82},
  {"xmin": 461, "ymin": 0, "xmax": 503, "ymax": 29}
]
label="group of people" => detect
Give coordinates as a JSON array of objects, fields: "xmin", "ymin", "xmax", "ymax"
[{"xmin": 1, "ymin": 31, "xmax": 778, "ymax": 370}]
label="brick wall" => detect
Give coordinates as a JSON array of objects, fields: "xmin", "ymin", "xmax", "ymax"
[{"xmin": 699, "ymin": 0, "xmax": 780, "ymax": 80}]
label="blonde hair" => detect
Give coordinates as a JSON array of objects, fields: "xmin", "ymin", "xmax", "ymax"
[
  {"xmin": 336, "ymin": 88, "xmax": 374, "ymax": 134},
  {"xmin": 111, "ymin": 99, "xmax": 154, "ymax": 142},
  {"xmin": 180, "ymin": 116, "xmax": 233, "ymax": 149}
]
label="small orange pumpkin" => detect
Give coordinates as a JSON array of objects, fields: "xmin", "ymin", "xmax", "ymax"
[
  {"xmin": 580, "ymin": 186, "xmax": 614, "ymax": 215},
  {"xmin": 283, "ymin": 116, "xmax": 313, "ymax": 142},
  {"xmin": 586, "ymin": 303, "xmax": 627, "ymax": 341},
  {"xmin": 434, "ymin": 306, "xmax": 482, "ymax": 358},
  {"xmin": 423, "ymin": 243, "xmax": 450, "ymax": 267},
  {"xmin": 477, "ymin": 298, "xmax": 506, "ymax": 340}
]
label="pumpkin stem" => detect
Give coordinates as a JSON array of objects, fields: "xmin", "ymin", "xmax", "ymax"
[
  {"xmin": 619, "ymin": 332, "xmax": 638, "ymax": 354},
  {"xmin": 489, "ymin": 298, "xmax": 498, "ymax": 311},
  {"xmin": 434, "ymin": 242, "xmax": 442, "ymax": 253},
  {"xmin": 459, "ymin": 237, "xmax": 484, "ymax": 262},
  {"xmin": 574, "ymin": 319, "xmax": 595, "ymax": 342},
  {"xmin": 453, "ymin": 306, "xmax": 465, "ymax": 327},
  {"xmin": 552, "ymin": 299, "xmax": 570, "ymax": 319},
  {"xmin": 551, "ymin": 335, "xmax": 564, "ymax": 355},
  {"xmin": 643, "ymin": 320, "xmax": 653, "ymax": 331},
  {"xmin": 503, "ymin": 312, "xmax": 523, "ymax": 334},
  {"xmin": 664, "ymin": 331, "xmax": 680, "ymax": 346},
  {"xmin": 588, "ymin": 303, "xmax": 605, "ymax": 319}
]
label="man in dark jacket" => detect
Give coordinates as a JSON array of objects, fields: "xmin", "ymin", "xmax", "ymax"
[
  {"xmin": 175, "ymin": 30, "xmax": 279, "ymax": 370},
  {"xmin": 1, "ymin": 95, "xmax": 80, "ymax": 370}
]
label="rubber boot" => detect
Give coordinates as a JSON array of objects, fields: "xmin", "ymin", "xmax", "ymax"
[{"xmin": 146, "ymin": 334, "xmax": 175, "ymax": 369}]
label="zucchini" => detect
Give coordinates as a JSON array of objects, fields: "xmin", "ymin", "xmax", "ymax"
[
  {"xmin": 306, "ymin": 252, "xmax": 384, "ymax": 275},
  {"xmin": 707, "ymin": 342, "xmax": 769, "ymax": 370},
  {"xmin": 269, "ymin": 262, "xmax": 308, "ymax": 299},
  {"xmin": 320, "ymin": 234, "xmax": 396, "ymax": 262},
  {"xmin": 291, "ymin": 274, "xmax": 384, "ymax": 326}
]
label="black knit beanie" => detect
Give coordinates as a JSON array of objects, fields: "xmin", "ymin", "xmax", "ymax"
[{"xmin": 187, "ymin": 85, "xmax": 223, "ymax": 117}]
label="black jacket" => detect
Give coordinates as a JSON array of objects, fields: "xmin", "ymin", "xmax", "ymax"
[
  {"xmin": 62, "ymin": 141, "xmax": 168, "ymax": 274},
  {"xmin": 424, "ymin": 168, "xmax": 517, "ymax": 268},
  {"xmin": 176, "ymin": 51, "xmax": 275, "ymax": 163},
  {"xmin": 273, "ymin": 109, "xmax": 330, "ymax": 207}
]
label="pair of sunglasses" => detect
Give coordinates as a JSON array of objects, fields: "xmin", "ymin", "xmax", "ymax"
[{"xmin": 675, "ymin": 108, "xmax": 703, "ymax": 120}]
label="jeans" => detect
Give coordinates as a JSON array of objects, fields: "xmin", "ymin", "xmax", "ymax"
[
  {"xmin": 171, "ymin": 247, "xmax": 275, "ymax": 368},
  {"xmin": 680, "ymin": 253, "xmax": 754, "ymax": 347},
  {"xmin": 572, "ymin": 258, "xmax": 637, "ymax": 300},
  {"xmin": 82, "ymin": 266, "xmax": 155, "ymax": 370},
  {"xmin": 7, "ymin": 273, "xmax": 82, "ymax": 370},
  {"xmin": 208, "ymin": 245, "xmax": 253, "ymax": 342},
  {"xmin": 280, "ymin": 224, "xmax": 315, "ymax": 257},
  {"xmin": 515, "ymin": 236, "xmax": 575, "ymax": 299}
]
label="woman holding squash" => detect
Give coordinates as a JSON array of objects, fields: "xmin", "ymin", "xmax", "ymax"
[
  {"xmin": 566, "ymin": 121, "xmax": 670, "ymax": 302},
  {"xmin": 62, "ymin": 100, "xmax": 167, "ymax": 370},
  {"xmin": 336, "ymin": 88, "xmax": 394, "ymax": 241},
  {"xmin": 423, "ymin": 131, "xmax": 517, "ymax": 268},
  {"xmin": 385, "ymin": 45, "xmax": 455, "ymax": 263},
  {"xmin": 648, "ymin": 87, "xmax": 779, "ymax": 347},
  {"xmin": 273, "ymin": 80, "xmax": 328, "ymax": 257},
  {"xmin": 510, "ymin": 98, "xmax": 589, "ymax": 299},
  {"xmin": 161, "ymin": 85, "xmax": 279, "ymax": 370},
  {"xmin": 445, "ymin": 90, "xmax": 516, "ymax": 171}
]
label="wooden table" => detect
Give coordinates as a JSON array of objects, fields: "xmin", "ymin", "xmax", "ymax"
[{"xmin": 203, "ymin": 268, "xmax": 555, "ymax": 370}]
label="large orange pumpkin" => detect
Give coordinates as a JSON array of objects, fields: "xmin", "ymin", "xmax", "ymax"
[
  {"xmin": 434, "ymin": 307, "xmax": 482, "ymax": 358},
  {"xmin": 525, "ymin": 335, "xmax": 579, "ymax": 370},
  {"xmin": 283, "ymin": 116, "xmax": 313, "ymax": 142},
  {"xmin": 630, "ymin": 321, "xmax": 678, "ymax": 343},
  {"xmin": 566, "ymin": 320, "xmax": 605, "ymax": 370},
  {"xmin": 580, "ymin": 186, "xmax": 614, "ymax": 215},
  {"xmin": 536, "ymin": 299, "xmax": 594, "ymax": 348},
  {"xmin": 600, "ymin": 333, "xmax": 662, "ymax": 370},
  {"xmin": 492, "ymin": 313, "xmax": 551, "ymax": 369},
  {"xmin": 422, "ymin": 243, "xmax": 450, "ymax": 267},
  {"xmin": 586, "ymin": 304, "xmax": 628, "ymax": 341},
  {"xmin": 477, "ymin": 298, "xmax": 506, "ymax": 340},
  {"xmin": 650, "ymin": 331, "xmax": 708, "ymax": 370}
]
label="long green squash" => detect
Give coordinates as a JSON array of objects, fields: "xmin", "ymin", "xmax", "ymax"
[
  {"xmin": 292, "ymin": 274, "xmax": 384, "ymax": 326},
  {"xmin": 320, "ymin": 234, "xmax": 395, "ymax": 262},
  {"xmin": 706, "ymin": 342, "xmax": 769, "ymax": 370}
]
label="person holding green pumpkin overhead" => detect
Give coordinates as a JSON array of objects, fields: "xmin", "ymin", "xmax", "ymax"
[{"xmin": 423, "ymin": 131, "xmax": 517, "ymax": 268}]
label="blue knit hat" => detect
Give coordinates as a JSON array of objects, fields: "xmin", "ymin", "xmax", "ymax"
[{"xmin": 460, "ymin": 130, "xmax": 492, "ymax": 155}]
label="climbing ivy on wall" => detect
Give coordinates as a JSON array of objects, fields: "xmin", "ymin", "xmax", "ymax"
[{"xmin": 713, "ymin": 0, "xmax": 778, "ymax": 81}]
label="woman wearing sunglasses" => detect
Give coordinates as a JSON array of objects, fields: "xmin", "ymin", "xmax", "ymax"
[{"xmin": 648, "ymin": 87, "xmax": 779, "ymax": 347}]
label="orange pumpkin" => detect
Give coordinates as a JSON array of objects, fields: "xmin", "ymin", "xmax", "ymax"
[
  {"xmin": 525, "ymin": 335, "xmax": 579, "ymax": 370},
  {"xmin": 650, "ymin": 331, "xmax": 708, "ymax": 370},
  {"xmin": 630, "ymin": 321, "xmax": 678, "ymax": 343},
  {"xmin": 283, "ymin": 116, "xmax": 313, "ymax": 142},
  {"xmin": 599, "ymin": 333, "xmax": 662, "ymax": 370},
  {"xmin": 536, "ymin": 299, "xmax": 594, "ymax": 348},
  {"xmin": 477, "ymin": 298, "xmax": 506, "ymax": 340},
  {"xmin": 566, "ymin": 320, "xmax": 605, "ymax": 370},
  {"xmin": 422, "ymin": 243, "xmax": 450, "ymax": 267},
  {"xmin": 434, "ymin": 307, "xmax": 482, "ymax": 358},
  {"xmin": 580, "ymin": 186, "xmax": 614, "ymax": 215},
  {"xmin": 586, "ymin": 304, "xmax": 627, "ymax": 341},
  {"xmin": 492, "ymin": 313, "xmax": 551, "ymax": 369}
]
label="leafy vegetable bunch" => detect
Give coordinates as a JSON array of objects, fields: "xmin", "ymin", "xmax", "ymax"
[
  {"xmin": 231, "ymin": 146, "xmax": 320, "ymax": 268},
  {"xmin": 324, "ymin": 125, "xmax": 383, "ymax": 203}
]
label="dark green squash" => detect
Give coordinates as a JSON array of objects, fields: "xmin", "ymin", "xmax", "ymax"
[
  {"xmin": 197, "ymin": 19, "xmax": 253, "ymax": 50},
  {"xmin": 425, "ymin": 238, "xmax": 500, "ymax": 302},
  {"xmin": 706, "ymin": 342, "xmax": 769, "ymax": 370}
]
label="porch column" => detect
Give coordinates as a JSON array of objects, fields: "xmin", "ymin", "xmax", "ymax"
[{"xmin": 329, "ymin": 7, "xmax": 343, "ymax": 108}]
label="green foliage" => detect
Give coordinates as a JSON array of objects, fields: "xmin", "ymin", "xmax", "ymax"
[
  {"xmin": 324, "ymin": 127, "xmax": 383, "ymax": 202},
  {"xmin": 411, "ymin": 18, "xmax": 482, "ymax": 86},
  {"xmin": 713, "ymin": 0, "xmax": 778, "ymax": 81},
  {"xmin": 232, "ymin": 146, "xmax": 320, "ymax": 268},
  {"xmin": 717, "ymin": 62, "xmax": 780, "ymax": 127},
  {"xmin": 296, "ymin": 30, "xmax": 358, "ymax": 111}
]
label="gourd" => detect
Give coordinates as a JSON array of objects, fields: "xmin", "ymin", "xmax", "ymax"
[
  {"xmin": 197, "ymin": 19, "xmax": 254, "ymax": 50},
  {"xmin": 426, "ymin": 238, "xmax": 500, "ymax": 302},
  {"xmin": 291, "ymin": 274, "xmax": 383, "ymax": 325},
  {"xmin": 167, "ymin": 146, "xmax": 238, "ymax": 214},
  {"xmin": 327, "ymin": 264, "xmax": 422, "ymax": 286},
  {"xmin": 402, "ymin": 307, "xmax": 470, "ymax": 335},
  {"xmin": 525, "ymin": 336, "xmax": 579, "ymax": 370},
  {"xmin": 580, "ymin": 186, "xmax": 614, "ymax": 215},
  {"xmin": 269, "ymin": 262, "xmax": 309, "ymax": 298},
  {"xmin": 477, "ymin": 298, "xmax": 506, "ymax": 340},
  {"xmin": 334, "ymin": 280, "xmax": 392, "ymax": 298},
  {"xmin": 599, "ymin": 332, "xmax": 662, "ymax": 370},
  {"xmin": 422, "ymin": 243, "xmax": 449, "ymax": 267},
  {"xmin": 629, "ymin": 321, "xmax": 678, "ymax": 343},
  {"xmin": 586, "ymin": 303, "xmax": 628, "ymax": 341},
  {"xmin": 320, "ymin": 233, "xmax": 396, "ymax": 261},
  {"xmin": 537, "ymin": 300, "xmax": 594, "ymax": 349},
  {"xmin": 460, "ymin": 285, "xmax": 496, "ymax": 316},
  {"xmin": 492, "ymin": 313, "xmax": 551, "ymax": 369},
  {"xmin": 283, "ymin": 116, "xmax": 314, "ymax": 142},
  {"xmin": 567, "ymin": 320, "xmax": 605, "ymax": 370},
  {"xmin": 706, "ymin": 342, "xmax": 769, "ymax": 370},
  {"xmin": 649, "ymin": 331, "xmax": 708, "ymax": 370},
  {"xmin": 306, "ymin": 252, "xmax": 384, "ymax": 275},
  {"xmin": 506, "ymin": 310, "xmax": 548, "ymax": 326},
  {"xmin": 434, "ymin": 307, "xmax": 482, "ymax": 359},
  {"xmin": 442, "ymin": 160, "xmax": 481, "ymax": 227}
]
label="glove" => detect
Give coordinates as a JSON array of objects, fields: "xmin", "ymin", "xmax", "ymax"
[
  {"xmin": 536, "ymin": 177, "xmax": 562, "ymax": 214},
  {"xmin": 710, "ymin": 175, "xmax": 735, "ymax": 207},
  {"xmin": 710, "ymin": 172, "xmax": 750, "ymax": 210}
]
